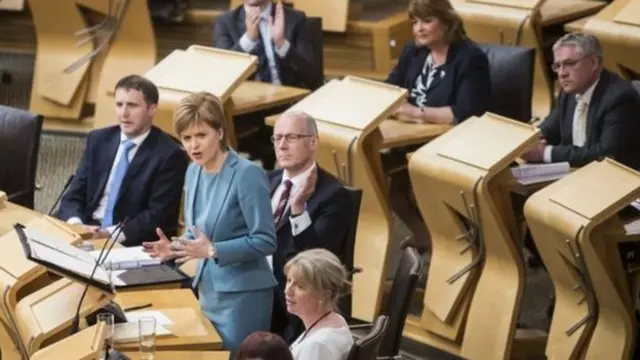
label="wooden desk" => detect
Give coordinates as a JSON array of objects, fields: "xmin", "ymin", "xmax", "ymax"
[
  {"xmin": 377, "ymin": 119, "xmax": 450, "ymax": 149},
  {"xmin": 232, "ymin": 81, "xmax": 309, "ymax": 116},
  {"xmin": 540, "ymin": 0, "xmax": 606, "ymax": 26},
  {"xmin": 265, "ymin": 114, "xmax": 450, "ymax": 151},
  {"xmin": 115, "ymin": 289, "xmax": 222, "ymax": 351},
  {"xmin": 564, "ymin": 15, "xmax": 593, "ymax": 32},
  {"xmin": 123, "ymin": 351, "xmax": 230, "ymax": 360}
]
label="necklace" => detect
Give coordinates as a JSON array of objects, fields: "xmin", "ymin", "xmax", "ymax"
[{"xmin": 296, "ymin": 311, "xmax": 332, "ymax": 343}]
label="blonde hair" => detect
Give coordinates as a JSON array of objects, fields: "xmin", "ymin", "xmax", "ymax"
[
  {"xmin": 284, "ymin": 249, "xmax": 351, "ymax": 309},
  {"xmin": 173, "ymin": 91, "xmax": 229, "ymax": 150},
  {"xmin": 408, "ymin": 0, "xmax": 467, "ymax": 43}
]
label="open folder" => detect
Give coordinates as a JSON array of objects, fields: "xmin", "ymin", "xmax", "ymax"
[{"xmin": 14, "ymin": 224, "xmax": 189, "ymax": 291}]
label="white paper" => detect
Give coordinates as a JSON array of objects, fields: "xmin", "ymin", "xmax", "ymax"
[
  {"xmin": 511, "ymin": 162, "xmax": 570, "ymax": 185},
  {"xmin": 91, "ymin": 246, "xmax": 161, "ymax": 270},
  {"xmin": 114, "ymin": 322, "xmax": 172, "ymax": 343},
  {"xmin": 125, "ymin": 310, "xmax": 173, "ymax": 326}
]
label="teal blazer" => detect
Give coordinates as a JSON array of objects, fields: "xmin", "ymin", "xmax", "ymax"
[{"xmin": 184, "ymin": 150, "xmax": 277, "ymax": 292}]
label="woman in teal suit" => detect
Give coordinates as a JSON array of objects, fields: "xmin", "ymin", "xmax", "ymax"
[{"xmin": 143, "ymin": 91, "xmax": 277, "ymax": 356}]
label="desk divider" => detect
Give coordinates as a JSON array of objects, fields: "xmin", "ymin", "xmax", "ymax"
[
  {"xmin": 407, "ymin": 113, "xmax": 544, "ymax": 359},
  {"xmin": 525, "ymin": 159, "xmax": 640, "ymax": 360}
]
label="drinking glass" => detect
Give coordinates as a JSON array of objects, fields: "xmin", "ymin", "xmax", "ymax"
[
  {"xmin": 97, "ymin": 312, "xmax": 114, "ymax": 359},
  {"xmin": 138, "ymin": 316, "xmax": 156, "ymax": 360}
]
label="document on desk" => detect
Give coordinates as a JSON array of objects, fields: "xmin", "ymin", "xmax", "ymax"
[
  {"xmin": 114, "ymin": 310, "xmax": 173, "ymax": 342},
  {"xmin": 510, "ymin": 162, "xmax": 570, "ymax": 185},
  {"xmin": 90, "ymin": 246, "xmax": 161, "ymax": 270}
]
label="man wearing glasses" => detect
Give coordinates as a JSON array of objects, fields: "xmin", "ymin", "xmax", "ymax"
[
  {"xmin": 523, "ymin": 33, "xmax": 640, "ymax": 169},
  {"xmin": 267, "ymin": 110, "xmax": 353, "ymax": 342}
]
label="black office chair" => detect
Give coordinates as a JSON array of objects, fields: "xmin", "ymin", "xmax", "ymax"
[
  {"xmin": 631, "ymin": 80, "xmax": 640, "ymax": 96},
  {"xmin": 347, "ymin": 315, "xmax": 389, "ymax": 360},
  {"xmin": 305, "ymin": 16, "xmax": 324, "ymax": 90},
  {"xmin": 338, "ymin": 186, "xmax": 363, "ymax": 320},
  {"xmin": 0, "ymin": 105, "xmax": 43, "ymax": 209},
  {"xmin": 478, "ymin": 44, "xmax": 536, "ymax": 123},
  {"xmin": 350, "ymin": 247, "xmax": 423, "ymax": 359}
]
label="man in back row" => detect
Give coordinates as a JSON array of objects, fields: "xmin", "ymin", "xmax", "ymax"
[
  {"xmin": 524, "ymin": 33, "xmax": 640, "ymax": 169},
  {"xmin": 214, "ymin": 0, "xmax": 323, "ymax": 90},
  {"xmin": 56, "ymin": 75, "xmax": 188, "ymax": 246}
]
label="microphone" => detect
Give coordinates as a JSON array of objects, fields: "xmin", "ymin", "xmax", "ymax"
[
  {"xmin": 48, "ymin": 174, "xmax": 75, "ymax": 216},
  {"xmin": 69, "ymin": 218, "xmax": 128, "ymax": 335}
]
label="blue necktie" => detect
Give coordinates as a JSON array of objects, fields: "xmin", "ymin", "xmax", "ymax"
[
  {"xmin": 102, "ymin": 140, "xmax": 136, "ymax": 227},
  {"xmin": 254, "ymin": 29, "xmax": 272, "ymax": 83}
]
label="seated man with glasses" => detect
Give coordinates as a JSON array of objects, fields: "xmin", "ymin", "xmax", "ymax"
[
  {"xmin": 523, "ymin": 33, "xmax": 640, "ymax": 170},
  {"xmin": 267, "ymin": 110, "xmax": 353, "ymax": 344}
]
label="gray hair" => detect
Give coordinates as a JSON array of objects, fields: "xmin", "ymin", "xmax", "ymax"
[
  {"xmin": 284, "ymin": 249, "xmax": 351, "ymax": 310},
  {"xmin": 553, "ymin": 33, "xmax": 603, "ymax": 62},
  {"xmin": 282, "ymin": 110, "xmax": 318, "ymax": 135}
]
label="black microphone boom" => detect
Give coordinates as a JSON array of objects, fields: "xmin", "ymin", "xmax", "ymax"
[
  {"xmin": 48, "ymin": 174, "xmax": 75, "ymax": 216},
  {"xmin": 69, "ymin": 218, "xmax": 128, "ymax": 335}
]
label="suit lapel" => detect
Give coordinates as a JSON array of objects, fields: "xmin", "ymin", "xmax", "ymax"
[
  {"xmin": 209, "ymin": 151, "xmax": 239, "ymax": 240},
  {"xmin": 92, "ymin": 133, "xmax": 120, "ymax": 209},
  {"xmin": 585, "ymin": 73, "xmax": 607, "ymax": 145},
  {"xmin": 407, "ymin": 48, "xmax": 428, "ymax": 89}
]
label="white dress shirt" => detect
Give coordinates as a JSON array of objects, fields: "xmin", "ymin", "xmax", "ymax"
[
  {"xmin": 266, "ymin": 163, "xmax": 316, "ymax": 268},
  {"xmin": 238, "ymin": 2, "xmax": 291, "ymax": 85},
  {"xmin": 67, "ymin": 130, "xmax": 151, "ymax": 242},
  {"xmin": 543, "ymin": 78, "xmax": 599, "ymax": 163}
]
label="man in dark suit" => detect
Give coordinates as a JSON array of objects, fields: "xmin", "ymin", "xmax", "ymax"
[
  {"xmin": 56, "ymin": 75, "xmax": 188, "ymax": 246},
  {"xmin": 268, "ymin": 111, "xmax": 353, "ymax": 343},
  {"xmin": 523, "ymin": 33, "xmax": 640, "ymax": 170},
  {"xmin": 214, "ymin": 0, "xmax": 322, "ymax": 90}
]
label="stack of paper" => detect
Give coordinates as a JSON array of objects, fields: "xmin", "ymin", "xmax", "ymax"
[
  {"xmin": 114, "ymin": 310, "xmax": 173, "ymax": 342},
  {"xmin": 511, "ymin": 162, "xmax": 570, "ymax": 185},
  {"xmin": 91, "ymin": 246, "xmax": 161, "ymax": 270}
]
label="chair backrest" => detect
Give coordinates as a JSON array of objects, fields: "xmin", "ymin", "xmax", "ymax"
[
  {"xmin": 338, "ymin": 186, "xmax": 363, "ymax": 320},
  {"xmin": 477, "ymin": 44, "xmax": 535, "ymax": 122},
  {"xmin": 631, "ymin": 80, "xmax": 640, "ymax": 97},
  {"xmin": 379, "ymin": 246, "xmax": 422, "ymax": 357},
  {"xmin": 0, "ymin": 105, "xmax": 43, "ymax": 209},
  {"xmin": 305, "ymin": 16, "xmax": 324, "ymax": 90},
  {"xmin": 346, "ymin": 315, "xmax": 389, "ymax": 360}
]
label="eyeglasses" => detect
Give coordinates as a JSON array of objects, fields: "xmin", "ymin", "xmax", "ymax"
[
  {"xmin": 270, "ymin": 133, "xmax": 315, "ymax": 143},
  {"xmin": 551, "ymin": 56, "xmax": 586, "ymax": 73}
]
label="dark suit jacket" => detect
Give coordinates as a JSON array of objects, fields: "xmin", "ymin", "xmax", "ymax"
[
  {"xmin": 268, "ymin": 167, "xmax": 352, "ymax": 289},
  {"xmin": 56, "ymin": 126, "xmax": 189, "ymax": 246},
  {"xmin": 385, "ymin": 38, "xmax": 491, "ymax": 123},
  {"xmin": 214, "ymin": 4, "xmax": 323, "ymax": 90},
  {"xmin": 539, "ymin": 69, "xmax": 640, "ymax": 169}
]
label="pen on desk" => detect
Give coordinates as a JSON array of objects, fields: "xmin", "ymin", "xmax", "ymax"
[{"xmin": 124, "ymin": 303, "xmax": 153, "ymax": 312}]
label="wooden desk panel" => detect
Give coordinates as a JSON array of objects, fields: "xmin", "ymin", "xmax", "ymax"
[
  {"xmin": 123, "ymin": 351, "xmax": 230, "ymax": 360},
  {"xmin": 540, "ymin": 0, "xmax": 606, "ymax": 26},
  {"xmin": 115, "ymin": 289, "xmax": 222, "ymax": 351},
  {"xmin": 377, "ymin": 120, "xmax": 451, "ymax": 149},
  {"xmin": 231, "ymin": 81, "xmax": 309, "ymax": 115}
]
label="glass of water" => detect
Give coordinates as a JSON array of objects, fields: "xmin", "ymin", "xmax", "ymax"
[
  {"xmin": 97, "ymin": 312, "xmax": 114, "ymax": 359},
  {"xmin": 138, "ymin": 316, "xmax": 156, "ymax": 360}
]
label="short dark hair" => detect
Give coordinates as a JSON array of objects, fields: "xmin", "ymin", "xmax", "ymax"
[
  {"xmin": 236, "ymin": 332, "xmax": 293, "ymax": 360},
  {"xmin": 114, "ymin": 75, "xmax": 159, "ymax": 105},
  {"xmin": 408, "ymin": 0, "xmax": 467, "ymax": 43}
]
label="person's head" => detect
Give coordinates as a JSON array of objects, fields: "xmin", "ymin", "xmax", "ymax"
[
  {"xmin": 552, "ymin": 33, "xmax": 603, "ymax": 94},
  {"xmin": 235, "ymin": 331, "xmax": 293, "ymax": 360},
  {"xmin": 173, "ymin": 92, "xmax": 229, "ymax": 168},
  {"xmin": 114, "ymin": 75, "xmax": 159, "ymax": 138},
  {"xmin": 408, "ymin": 0, "xmax": 466, "ymax": 48},
  {"xmin": 284, "ymin": 249, "xmax": 351, "ymax": 319},
  {"xmin": 272, "ymin": 111, "xmax": 318, "ymax": 175}
]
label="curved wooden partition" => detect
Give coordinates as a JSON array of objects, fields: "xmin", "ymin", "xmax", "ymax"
[
  {"xmin": 28, "ymin": 0, "xmax": 156, "ymax": 121},
  {"xmin": 583, "ymin": 0, "xmax": 640, "ymax": 80},
  {"xmin": 452, "ymin": 0, "xmax": 552, "ymax": 120},
  {"xmin": 524, "ymin": 159, "xmax": 639, "ymax": 360},
  {"xmin": 0, "ymin": 311, "xmax": 21, "ymax": 360},
  {"xmin": 285, "ymin": 76, "xmax": 406, "ymax": 321},
  {"xmin": 132, "ymin": 46, "xmax": 257, "ymax": 147},
  {"xmin": 30, "ymin": 322, "xmax": 107, "ymax": 360},
  {"xmin": 407, "ymin": 113, "xmax": 542, "ymax": 359}
]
